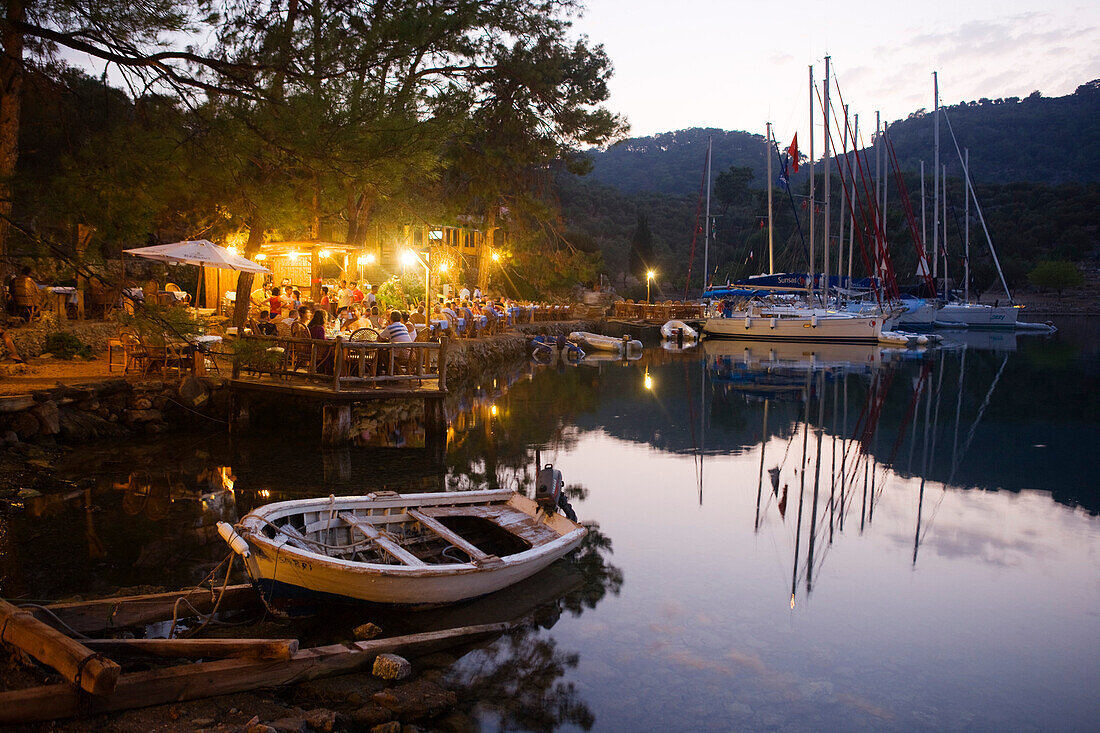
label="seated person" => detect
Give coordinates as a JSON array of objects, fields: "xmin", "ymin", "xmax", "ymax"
[
  {"xmin": 402, "ymin": 311, "xmax": 417, "ymax": 340},
  {"xmin": 256, "ymin": 310, "xmax": 278, "ymax": 336},
  {"xmin": 369, "ymin": 305, "xmax": 384, "ymax": 329},
  {"xmin": 297, "ymin": 305, "xmax": 310, "ymax": 324},
  {"xmin": 276, "ymin": 308, "xmax": 300, "ymax": 338},
  {"xmin": 441, "ymin": 301, "xmax": 458, "ymax": 325},
  {"xmin": 411, "ymin": 304, "xmax": 426, "ymax": 325},
  {"xmin": 379, "ymin": 311, "xmax": 413, "ymax": 343},
  {"xmin": 307, "ymin": 310, "xmax": 328, "ymax": 340}
]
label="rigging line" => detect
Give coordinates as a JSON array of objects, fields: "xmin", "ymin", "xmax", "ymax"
[
  {"xmin": 771, "ymin": 139, "xmax": 811, "ymax": 269},
  {"xmin": 939, "ymin": 107, "xmax": 1013, "ymax": 302},
  {"xmin": 917, "ymin": 354, "xmax": 953, "ymax": 547},
  {"xmin": 825, "ymin": 82, "xmax": 898, "ymax": 301},
  {"xmin": 883, "ymin": 127, "xmax": 937, "ymax": 294}
]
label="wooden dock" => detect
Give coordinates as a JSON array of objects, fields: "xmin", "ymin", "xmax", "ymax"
[{"xmin": 228, "ymin": 335, "xmax": 449, "ymax": 445}]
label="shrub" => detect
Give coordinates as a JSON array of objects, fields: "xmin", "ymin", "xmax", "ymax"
[{"xmin": 43, "ymin": 332, "xmax": 93, "ymax": 360}]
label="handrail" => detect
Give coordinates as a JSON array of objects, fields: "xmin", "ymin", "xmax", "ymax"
[{"xmin": 231, "ymin": 334, "xmax": 447, "ymax": 393}]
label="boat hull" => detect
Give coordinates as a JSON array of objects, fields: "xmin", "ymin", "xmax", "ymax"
[
  {"xmin": 703, "ymin": 312, "xmax": 883, "ymax": 342},
  {"xmin": 935, "ymin": 303, "xmax": 1019, "ymax": 329}
]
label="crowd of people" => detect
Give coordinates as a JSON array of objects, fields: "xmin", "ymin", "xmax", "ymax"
[{"xmin": 249, "ymin": 279, "xmax": 518, "ymax": 348}]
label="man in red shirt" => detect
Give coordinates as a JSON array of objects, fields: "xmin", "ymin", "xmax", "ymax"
[{"xmin": 351, "ymin": 282, "xmax": 364, "ymax": 303}]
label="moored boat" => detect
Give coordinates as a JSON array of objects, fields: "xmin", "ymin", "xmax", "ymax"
[
  {"xmin": 219, "ymin": 487, "xmax": 586, "ymax": 611},
  {"xmin": 568, "ymin": 331, "xmax": 643, "ymax": 353},
  {"xmin": 660, "ymin": 319, "xmax": 699, "ymax": 341}
]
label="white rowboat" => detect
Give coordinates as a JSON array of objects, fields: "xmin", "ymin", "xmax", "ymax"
[{"xmin": 219, "ymin": 489, "xmax": 586, "ymax": 610}]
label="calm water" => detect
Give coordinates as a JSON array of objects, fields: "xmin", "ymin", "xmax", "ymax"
[{"xmin": 2, "ymin": 318, "xmax": 1098, "ymax": 731}]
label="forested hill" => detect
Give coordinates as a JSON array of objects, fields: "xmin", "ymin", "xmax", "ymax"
[
  {"xmin": 885, "ymin": 80, "xmax": 1100, "ymax": 186},
  {"xmin": 583, "ymin": 128, "xmax": 767, "ymax": 195},
  {"xmin": 583, "ymin": 80, "xmax": 1100, "ymax": 195}
]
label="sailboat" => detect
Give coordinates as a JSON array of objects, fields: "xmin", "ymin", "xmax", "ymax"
[
  {"xmin": 927, "ymin": 72, "xmax": 1020, "ymax": 329},
  {"xmin": 703, "ymin": 60, "xmax": 884, "ymax": 343}
]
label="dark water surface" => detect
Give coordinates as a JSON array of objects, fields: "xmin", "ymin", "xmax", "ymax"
[{"xmin": 2, "ymin": 317, "xmax": 1098, "ymax": 731}]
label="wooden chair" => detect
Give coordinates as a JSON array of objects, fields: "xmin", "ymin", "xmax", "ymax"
[
  {"xmin": 117, "ymin": 328, "xmax": 149, "ymax": 374},
  {"xmin": 12, "ymin": 277, "xmax": 41, "ymax": 322},
  {"xmin": 289, "ymin": 321, "xmax": 312, "ymax": 371},
  {"xmin": 138, "ymin": 332, "xmax": 187, "ymax": 377},
  {"xmin": 164, "ymin": 283, "xmax": 181, "ymax": 292}
]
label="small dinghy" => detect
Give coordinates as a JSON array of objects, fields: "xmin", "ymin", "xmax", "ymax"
[
  {"xmin": 660, "ymin": 319, "xmax": 698, "ymax": 341},
  {"xmin": 219, "ymin": 479, "xmax": 585, "ymax": 611},
  {"xmin": 568, "ymin": 331, "xmax": 643, "ymax": 353}
]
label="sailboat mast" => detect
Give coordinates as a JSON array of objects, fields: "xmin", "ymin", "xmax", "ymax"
[
  {"xmin": 933, "ymin": 71, "xmax": 940, "ymax": 286},
  {"xmin": 808, "ymin": 65, "xmax": 815, "ymax": 305},
  {"xmin": 823, "ymin": 56, "xmax": 831, "ymax": 306},
  {"xmin": 767, "ymin": 124, "xmax": 774, "ymax": 274},
  {"xmin": 838, "ymin": 104, "xmax": 848, "ymax": 292},
  {"xmin": 875, "ymin": 111, "xmax": 882, "ymax": 280},
  {"xmin": 704, "ymin": 137, "xmax": 712, "ymax": 291},
  {"xmin": 849, "ymin": 114, "xmax": 857, "ymax": 282},
  {"xmin": 921, "ymin": 161, "xmax": 926, "ymax": 270},
  {"xmin": 964, "ymin": 148, "xmax": 970, "ymax": 302}
]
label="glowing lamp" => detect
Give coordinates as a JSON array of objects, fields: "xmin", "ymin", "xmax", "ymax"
[
  {"xmin": 401, "ymin": 250, "xmax": 416, "ymax": 267},
  {"xmin": 491, "ymin": 251, "xmax": 500, "ymax": 262},
  {"xmin": 439, "ymin": 262, "xmax": 449, "ymax": 273},
  {"xmin": 226, "ymin": 245, "xmax": 239, "ymax": 256},
  {"xmin": 319, "ymin": 249, "xmax": 331, "ymax": 259}
]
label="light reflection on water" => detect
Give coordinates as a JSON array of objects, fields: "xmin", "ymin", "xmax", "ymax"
[{"xmin": 2, "ymin": 318, "xmax": 1098, "ymax": 730}]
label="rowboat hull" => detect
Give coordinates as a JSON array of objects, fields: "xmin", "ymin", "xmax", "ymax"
[{"xmin": 223, "ymin": 490, "xmax": 587, "ymax": 608}]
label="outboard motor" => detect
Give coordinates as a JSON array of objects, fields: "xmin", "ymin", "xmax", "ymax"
[{"xmin": 535, "ymin": 463, "xmax": 577, "ymax": 521}]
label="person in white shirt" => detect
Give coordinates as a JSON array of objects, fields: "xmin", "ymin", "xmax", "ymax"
[
  {"xmin": 459, "ymin": 284, "xmax": 470, "ymax": 300},
  {"xmin": 336, "ymin": 280, "xmax": 353, "ymax": 310},
  {"xmin": 473, "ymin": 286, "xmax": 482, "ymax": 300}
]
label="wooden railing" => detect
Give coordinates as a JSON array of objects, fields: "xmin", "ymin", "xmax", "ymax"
[
  {"xmin": 612, "ymin": 302, "xmax": 705, "ymax": 320},
  {"xmin": 231, "ymin": 335, "xmax": 447, "ymax": 393}
]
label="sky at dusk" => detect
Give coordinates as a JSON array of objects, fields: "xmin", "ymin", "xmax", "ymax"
[{"xmin": 570, "ymin": 0, "xmax": 1100, "ymax": 142}]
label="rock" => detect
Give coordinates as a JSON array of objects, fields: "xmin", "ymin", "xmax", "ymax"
[
  {"xmin": 192, "ymin": 718, "xmax": 216, "ymax": 726},
  {"xmin": 17, "ymin": 488, "xmax": 42, "ymax": 499},
  {"xmin": 178, "ymin": 375, "xmax": 210, "ymax": 408},
  {"xmin": 25, "ymin": 458, "xmax": 50, "ymax": 470},
  {"xmin": 305, "ymin": 708, "xmax": 338, "ymax": 732},
  {"xmin": 125, "ymin": 408, "xmax": 163, "ymax": 423},
  {"xmin": 2, "ymin": 431, "xmax": 17, "ymax": 444},
  {"xmin": 351, "ymin": 704, "xmax": 394, "ymax": 727},
  {"xmin": 269, "ymin": 718, "xmax": 306, "ymax": 733},
  {"xmin": 369, "ymin": 723, "xmax": 401, "ymax": 733},
  {"xmin": 353, "ymin": 622, "xmax": 383, "ymax": 640},
  {"xmin": 372, "ymin": 680, "xmax": 457, "ymax": 720},
  {"xmin": 30, "ymin": 402, "xmax": 59, "ymax": 435},
  {"xmin": 372, "ymin": 653, "xmax": 412, "ymax": 681},
  {"xmin": 434, "ymin": 710, "xmax": 476, "ymax": 732},
  {"xmin": 246, "ymin": 724, "xmax": 277, "ymax": 733},
  {"xmin": 11, "ymin": 412, "xmax": 38, "ymax": 439},
  {"xmin": 130, "ymin": 397, "xmax": 153, "ymax": 411}
]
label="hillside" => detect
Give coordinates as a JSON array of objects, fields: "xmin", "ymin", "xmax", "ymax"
[
  {"xmin": 581, "ymin": 81, "xmax": 1100, "ymax": 197},
  {"xmin": 560, "ymin": 81, "xmax": 1100, "ymax": 292}
]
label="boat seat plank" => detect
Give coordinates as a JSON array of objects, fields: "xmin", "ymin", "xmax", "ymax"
[
  {"xmin": 339, "ymin": 513, "xmax": 426, "ymax": 566},
  {"xmin": 278, "ymin": 524, "xmax": 320, "ymax": 553},
  {"xmin": 407, "ymin": 509, "xmax": 501, "ymax": 566},
  {"xmin": 416, "ymin": 505, "xmax": 560, "ymax": 546}
]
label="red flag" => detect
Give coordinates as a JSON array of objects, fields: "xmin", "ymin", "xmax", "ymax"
[{"xmin": 787, "ymin": 134, "xmax": 799, "ymax": 172}]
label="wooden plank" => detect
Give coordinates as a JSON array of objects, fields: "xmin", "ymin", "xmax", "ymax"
[
  {"xmin": 80, "ymin": 638, "xmax": 298, "ymax": 661},
  {"xmin": 407, "ymin": 509, "xmax": 499, "ymax": 566},
  {"xmin": 33, "ymin": 585, "xmax": 259, "ymax": 636},
  {"xmin": 0, "ymin": 599, "xmax": 120, "ymax": 696},
  {"xmin": 0, "ymin": 623, "xmax": 511, "ymax": 724},
  {"xmin": 417, "ymin": 505, "xmax": 558, "ymax": 545},
  {"xmin": 339, "ymin": 513, "xmax": 426, "ymax": 566},
  {"xmin": 277, "ymin": 524, "xmax": 318, "ymax": 553}
]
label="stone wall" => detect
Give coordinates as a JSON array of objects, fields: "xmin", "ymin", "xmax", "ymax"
[
  {"xmin": 0, "ymin": 376, "xmax": 229, "ymax": 449},
  {"xmin": 2, "ymin": 314, "xmax": 118, "ymax": 359}
]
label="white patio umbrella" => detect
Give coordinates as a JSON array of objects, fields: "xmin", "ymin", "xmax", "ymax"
[{"xmin": 123, "ymin": 239, "xmax": 269, "ymax": 307}]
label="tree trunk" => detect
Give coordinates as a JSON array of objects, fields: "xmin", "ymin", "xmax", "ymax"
[
  {"xmin": 0, "ymin": 0, "xmax": 26, "ymax": 309},
  {"xmin": 232, "ymin": 214, "xmax": 266, "ymax": 328}
]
